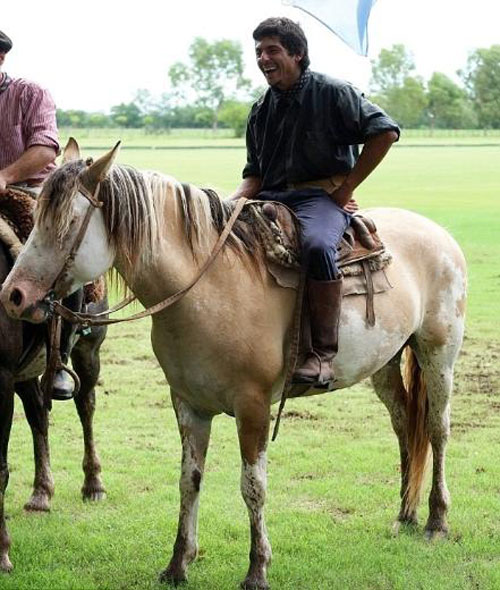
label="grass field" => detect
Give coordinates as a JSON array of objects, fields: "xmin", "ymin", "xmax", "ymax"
[{"xmin": 2, "ymin": 132, "xmax": 500, "ymax": 590}]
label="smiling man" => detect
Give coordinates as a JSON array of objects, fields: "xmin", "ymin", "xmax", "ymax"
[{"xmin": 231, "ymin": 17, "xmax": 400, "ymax": 388}]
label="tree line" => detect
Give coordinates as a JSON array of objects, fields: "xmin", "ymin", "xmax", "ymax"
[{"xmin": 56, "ymin": 38, "xmax": 500, "ymax": 135}]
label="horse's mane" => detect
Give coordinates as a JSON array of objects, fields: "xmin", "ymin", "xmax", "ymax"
[{"xmin": 37, "ymin": 160, "xmax": 264, "ymax": 273}]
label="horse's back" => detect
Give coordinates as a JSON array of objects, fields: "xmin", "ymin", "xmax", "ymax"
[
  {"xmin": 366, "ymin": 207, "xmax": 466, "ymax": 308},
  {"xmin": 333, "ymin": 208, "xmax": 466, "ymax": 388},
  {"xmin": 366, "ymin": 207, "xmax": 466, "ymax": 347}
]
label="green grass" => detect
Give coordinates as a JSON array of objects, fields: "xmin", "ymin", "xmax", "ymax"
[{"xmin": 3, "ymin": 133, "xmax": 500, "ymax": 589}]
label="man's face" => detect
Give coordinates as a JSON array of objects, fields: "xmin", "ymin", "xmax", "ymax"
[
  {"xmin": 255, "ymin": 36, "xmax": 302, "ymax": 91},
  {"xmin": 0, "ymin": 52, "xmax": 5, "ymax": 69}
]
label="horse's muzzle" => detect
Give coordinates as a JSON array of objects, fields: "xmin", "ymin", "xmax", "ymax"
[{"xmin": 0, "ymin": 282, "xmax": 50, "ymax": 323}]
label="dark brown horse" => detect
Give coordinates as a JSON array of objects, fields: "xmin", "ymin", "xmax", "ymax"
[{"xmin": 0, "ymin": 239, "xmax": 108, "ymax": 572}]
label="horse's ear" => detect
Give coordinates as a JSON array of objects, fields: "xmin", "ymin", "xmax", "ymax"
[
  {"xmin": 81, "ymin": 141, "xmax": 121, "ymax": 190},
  {"xmin": 62, "ymin": 137, "xmax": 81, "ymax": 163}
]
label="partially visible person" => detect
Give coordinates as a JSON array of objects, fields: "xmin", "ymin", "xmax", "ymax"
[
  {"xmin": 0, "ymin": 30, "xmax": 58, "ymax": 194},
  {"xmin": 0, "ymin": 29, "xmax": 77, "ymax": 401},
  {"xmin": 231, "ymin": 17, "xmax": 400, "ymax": 388}
]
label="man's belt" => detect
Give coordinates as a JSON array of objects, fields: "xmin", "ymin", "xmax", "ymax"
[{"xmin": 287, "ymin": 174, "xmax": 347, "ymax": 195}]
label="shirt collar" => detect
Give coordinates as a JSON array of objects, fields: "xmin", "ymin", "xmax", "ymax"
[
  {"xmin": 271, "ymin": 69, "xmax": 311, "ymax": 104},
  {"xmin": 0, "ymin": 72, "xmax": 12, "ymax": 95}
]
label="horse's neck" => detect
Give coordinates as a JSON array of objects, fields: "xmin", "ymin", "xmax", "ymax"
[{"xmin": 113, "ymin": 187, "xmax": 219, "ymax": 309}]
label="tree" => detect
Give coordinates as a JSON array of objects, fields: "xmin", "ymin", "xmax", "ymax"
[
  {"xmin": 370, "ymin": 44, "xmax": 416, "ymax": 94},
  {"xmin": 110, "ymin": 102, "xmax": 142, "ymax": 128},
  {"xmin": 219, "ymin": 100, "xmax": 250, "ymax": 137},
  {"xmin": 370, "ymin": 45, "xmax": 427, "ymax": 127},
  {"xmin": 373, "ymin": 77, "xmax": 428, "ymax": 128},
  {"xmin": 462, "ymin": 45, "xmax": 500, "ymax": 128},
  {"xmin": 427, "ymin": 73, "xmax": 477, "ymax": 129},
  {"xmin": 169, "ymin": 37, "xmax": 250, "ymax": 130}
]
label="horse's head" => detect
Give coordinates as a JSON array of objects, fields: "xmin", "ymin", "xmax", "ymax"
[{"xmin": 0, "ymin": 138, "xmax": 119, "ymax": 323}]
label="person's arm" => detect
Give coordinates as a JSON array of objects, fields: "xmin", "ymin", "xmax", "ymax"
[
  {"xmin": 331, "ymin": 130, "xmax": 398, "ymax": 209},
  {"xmin": 0, "ymin": 145, "xmax": 57, "ymax": 193},
  {"xmin": 228, "ymin": 176, "xmax": 262, "ymax": 201}
]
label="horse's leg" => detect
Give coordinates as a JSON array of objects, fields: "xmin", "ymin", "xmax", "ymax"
[
  {"xmin": 371, "ymin": 352, "xmax": 417, "ymax": 529},
  {"xmin": 416, "ymin": 346, "xmax": 456, "ymax": 539},
  {"xmin": 15, "ymin": 380, "xmax": 54, "ymax": 512},
  {"xmin": 0, "ymin": 375, "xmax": 14, "ymax": 572},
  {"xmin": 236, "ymin": 395, "xmax": 272, "ymax": 590},
  {"xmin": 160, "ymin": 392, "xmax": 213, "ymax": 585},
  {"xmin": 71, "ymin": 330, "xmax": 106, "ymax": 501}
]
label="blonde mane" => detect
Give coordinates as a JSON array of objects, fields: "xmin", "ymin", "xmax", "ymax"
[{"xmin": 37, "ymin": 161, "xmax": 264, "ymax": 274}]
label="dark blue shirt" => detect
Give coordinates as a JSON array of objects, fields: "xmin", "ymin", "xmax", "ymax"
[{"xmin": 243, "ymin": 70, "xmax": 400, "ymax": 190}]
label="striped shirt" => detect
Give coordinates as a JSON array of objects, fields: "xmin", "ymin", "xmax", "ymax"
[{"xmin": 0, "ymin": 75, "xmax": 59, "ymax": 185}]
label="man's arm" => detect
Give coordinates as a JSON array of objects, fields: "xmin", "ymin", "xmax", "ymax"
[
  {"xmin": 228, "ymin": 176, "xmax": 262, "ymax": 201},
  {"xmin": 332, "ymin": 130, "xmax": 399, "ymax": 210},
  {"xmin": 0, "ymin": 145, "xmax": 57, "ymax": 193}
]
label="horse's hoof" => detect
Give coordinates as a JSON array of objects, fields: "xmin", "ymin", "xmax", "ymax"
[
  {"xmin": 159, "ymin": 567, "xmax": 187, "ymax": 586},
  {"xmin": 392, "ymin": 515, "xmax": 418, "ymax": 536},
  {"xmin": 391, "ymin": 520, "xmax": 401, "ymax": 537},
  {"xmin": 0, "ymin": 554, "xmax": 13, "ymax": 573},
  {"xmin": 240, "ymin": 577, "xmax": 270, "ymax": 590},
  {"xmin": 82, "ymin": 489, "xmax": 107, "ymax": 502},
  {"xmin": 24, "ymin": 493, "xmax": 51, "ymax": 512},
  {"xmin": 424, "ymin": 528, "xmax": 448, "ymax": 541},
  {"xmin": 82, "ymin": 480, "xmax": 107, "ymax": 502}
]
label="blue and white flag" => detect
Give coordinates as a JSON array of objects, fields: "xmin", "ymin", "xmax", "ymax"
[{"xmin": 283, "ymin": 0, "xmax": 377, "ymax": 56}]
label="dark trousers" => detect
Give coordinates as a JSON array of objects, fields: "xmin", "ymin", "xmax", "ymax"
[{"xmin": 258, "ymin": 188, "xmax": 351, "ymax": 280}]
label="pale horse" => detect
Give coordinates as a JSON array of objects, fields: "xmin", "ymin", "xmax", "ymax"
[{"xmin": 0, "ymin": 140, "xmax": 467, "ymax": 589}]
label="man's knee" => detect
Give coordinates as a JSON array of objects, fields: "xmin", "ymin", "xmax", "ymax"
[{"xmin": 302, "ymin": 236, "xmax": 334, "ymax": 260}]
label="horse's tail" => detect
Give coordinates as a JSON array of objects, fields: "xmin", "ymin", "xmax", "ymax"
[{"xmin": 402, "ymin": 346, "xmax": 431, "ymax": 518}]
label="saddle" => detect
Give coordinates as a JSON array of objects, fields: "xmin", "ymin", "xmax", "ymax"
[
  {"xmin": 241, "ymin": 200, "xmax": 393, "ymax": 327},
  {"xmin": 0, "ymin": 187, "xmax": 106, "ymax": 381}
]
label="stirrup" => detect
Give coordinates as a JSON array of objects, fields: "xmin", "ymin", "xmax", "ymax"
[{"xmin": 51, "ymin": 365, "xmax": 81, "ymax": 401}]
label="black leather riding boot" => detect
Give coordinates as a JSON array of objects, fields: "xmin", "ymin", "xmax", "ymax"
[
  {"xmin": 51, "ymin": 289, "xmax": 83, "ymax": 401},
  {"xmin": 292, "ymin": 277, "xmax": 342, "ymax": 388}
]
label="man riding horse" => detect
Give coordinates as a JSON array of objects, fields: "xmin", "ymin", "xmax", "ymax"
[
  {"xmin": 231, "ymin": 17, "xmax": 400, "ymax": 387},
  {"xmin": 0, "ymin": 29, "xmax": 79, "ymax": 400}
]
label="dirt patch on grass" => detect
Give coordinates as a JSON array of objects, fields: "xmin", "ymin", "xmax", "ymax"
[
  {"xmin": 328, "ymin": 505, "xmax": 355, "ymax": 522},
  {"xmin": 292, "ymin": 498, "xmax": 354, "ymax": 521},
  {"xmin": 271, "ymin": 409, "xmax": 320, "ymax": 422},
  {"xmin": 455, "ymin": 339, "xmax": 500, "ymax": 397}
]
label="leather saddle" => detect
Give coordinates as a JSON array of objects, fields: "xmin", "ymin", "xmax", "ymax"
[{"xmin": 242, "ymin": 200, "xmax": 393, "ymax": 327}]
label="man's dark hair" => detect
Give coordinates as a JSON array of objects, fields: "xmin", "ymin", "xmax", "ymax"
[{"xmin": 253, "ymin": 17, "xmax": 310, "ymax": 72}]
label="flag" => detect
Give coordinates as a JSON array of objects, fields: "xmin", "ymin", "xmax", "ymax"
[{"xmin": 283, "ymin": 0, "xmax": 377, "ymax": 56}]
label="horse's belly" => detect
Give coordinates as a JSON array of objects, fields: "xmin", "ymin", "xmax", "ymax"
[{"xmin": 333, "ymin": 284, "xmax": 417, "ymax": 387}]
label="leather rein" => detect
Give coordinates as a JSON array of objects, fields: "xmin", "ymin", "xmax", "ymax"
[{"xmin": 47, "ymin": 181, "xmax": 248, "ymax": 328}]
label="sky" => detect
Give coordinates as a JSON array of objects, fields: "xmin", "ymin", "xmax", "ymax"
[{"xmin": 2, "ymin": 0, "xmax": 499, "ymax": 111}]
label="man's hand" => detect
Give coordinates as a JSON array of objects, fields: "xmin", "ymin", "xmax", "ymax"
[
  {"xmin": 0, "ymin": 146, "xmax": 56, "ymax": 195},
  {"xmin": 330, "ymin": 182, "xmax": 354, "ymax": 209},
  {"xmin": 343, "ymin": 198, "xmax": 359, "ymax": 214},
  {"xmin": 228, "ymin": 176, "xmax": 262, "ymax": 201}
]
